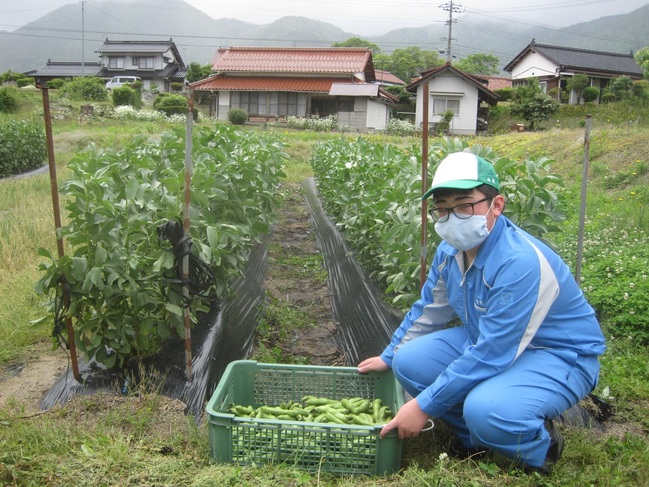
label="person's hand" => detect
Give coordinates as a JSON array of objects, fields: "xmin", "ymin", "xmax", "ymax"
[
  {"xmin": 357, "ymin": 356, "xmax": 389, "ymax": 374},
  {"xmin": 379, "ymin": 398, "xmax": 430, "ymax": 439}
]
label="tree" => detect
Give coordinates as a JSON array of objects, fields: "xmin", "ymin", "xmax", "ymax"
[
  {"xmin": 634, "ymin": 46, "xmax": 649, "ymax": 79},
  {"xmin": 186, "ymin": 62, "xmax": 213, "ymax": 83},
  {"xmin": 332, "ymin": 37, "xmax": 381, "ymax": 54},
  {"xmin": 376, "ymin": 47, "xmax": 443, "ymax": 83},
  {"xmin": 510, "ymin": 78, "xmax": 560, "ymax": 130},
  {"xmin": 454, "ymin": 54, "xmax": 500, "ymax": 75},
  {"xmin": 565, "ymin": 74, "xmax": 590, "ymax": 104},
  {"xmin": 610, "ymin": 75, "xmax": 633, "ymax": 100}
]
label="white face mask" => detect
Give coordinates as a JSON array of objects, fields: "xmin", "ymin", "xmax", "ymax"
[{"xmin": 434, "ymin": 201, "xmax": 494, "ymax": 251}]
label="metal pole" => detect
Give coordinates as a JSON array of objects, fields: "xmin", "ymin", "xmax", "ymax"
[
  {"xmin": 420, "ymin": 82, "xmax": 430, "ymax": 289},
  {"xmin": 41, "ymin": 86, "xmax": 81, "ymax": 382},
  {"xmin": 575, "ymin": 114, "xmax": 592, "ymax": 284},
  {"xmin": 183, "ymin": 89, "xmax": 194, "ymax": 380}
]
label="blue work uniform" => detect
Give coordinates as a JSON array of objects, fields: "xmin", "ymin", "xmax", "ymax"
[{"xmin": 380, "ymin": 215, "xmax": 606, "ymax": 467}]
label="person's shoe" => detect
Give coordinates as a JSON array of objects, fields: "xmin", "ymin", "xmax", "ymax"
[
  {"xmin": 449, "ymin": 440, "xmax": 488, "ymax": 460},
  {"xmin": 523, "ymin": 418, "xmax": 565, "ymax": 476}
]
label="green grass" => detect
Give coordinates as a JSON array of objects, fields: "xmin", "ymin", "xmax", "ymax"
[{"xmin": 1, "ymin": 91, "xmax": 649, "ymax": 485}]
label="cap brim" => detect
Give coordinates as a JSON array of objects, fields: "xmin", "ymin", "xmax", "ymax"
[{"xmin": 421, "ymin": 180, "xmax": 482, "ymax": 200}]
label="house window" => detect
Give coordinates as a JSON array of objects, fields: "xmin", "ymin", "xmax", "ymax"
[
  {"xmin": 278, "ymin": 92, "xmax": 298, "ymax": 116},
  {"xmin": 231, "ymin": 92, "xmax": 270, "ymax": 115},
  {"xmin": 108, "ymin": 57, "xmax": 125, "ymax": 69},
  {"xmin": 132, "ymin": 57, "xmax": 155, "ymax": 69},
  {"xmin": 337, "ymin": 97, "xmax": 354, "ymax": 112},
  {"xmin": 539, "ymin": 81, "xmax": 548, "ymax": 93},
  {"xmin": 433, "ymin": 98, "xmax": 460, "ymax": 115}
]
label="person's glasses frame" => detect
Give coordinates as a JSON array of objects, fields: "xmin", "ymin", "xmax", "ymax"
[{"xmin": 429, "ymin": 196, "xmax": 492, "ymax": 222}]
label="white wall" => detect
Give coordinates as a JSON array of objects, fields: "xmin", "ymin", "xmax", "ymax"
[
  {"xmin": 218, "ymin": 91, "xmax": 231, "ymax": 121},
  {"xmin": 510, "ymin": 51, "xmax": 557, "ymax": 81},
  {"xmin": 414, "ymin": 73, "xmax": 480, "ymax": 136},
  {"xmin": 366, "ymin": 99, "xmax": 389, "ymax": 130}
]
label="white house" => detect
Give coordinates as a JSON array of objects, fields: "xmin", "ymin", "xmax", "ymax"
[
  {"xmin": 407, "ymin": 63, "xmax": 499, "ymax": 136},
  {"xmin": 504, "ymin": 40, "xmax": 643, "ymax": 104}
]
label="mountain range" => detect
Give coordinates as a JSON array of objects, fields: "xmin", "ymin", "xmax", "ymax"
[{"xmin": 1, "ymin": 0, "xmax": 649, "ymax": 75}]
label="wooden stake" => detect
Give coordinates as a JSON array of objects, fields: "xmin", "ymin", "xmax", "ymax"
[{"xmin": 40, "ymin": 86, "xmax": 81, "ymax": 382}]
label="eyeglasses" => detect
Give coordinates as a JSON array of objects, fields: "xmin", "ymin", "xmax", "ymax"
[{"xmin": 429, "ymin": 197, "xmax": 492, "ymax": 222}]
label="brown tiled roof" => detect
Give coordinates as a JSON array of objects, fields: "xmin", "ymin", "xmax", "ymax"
[
  {"xmin": 478, "ymin": 76, "xmax": 512, "ymax": 91},
  {"xmin": 374, "ymin": 69, "xmax": 406, "ymax": 85},
  {"xmin": 211, "ymin": 47, "xmax": 374, "ymax": 80},
  {"xmin": 190, "ymin": 75, "xmax": 350, "ymax": 92}
]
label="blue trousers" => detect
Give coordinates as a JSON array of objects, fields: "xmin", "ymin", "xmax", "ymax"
[{"xmin": 391, "ymin": 326, "xmax": 600, "ymax": 467}]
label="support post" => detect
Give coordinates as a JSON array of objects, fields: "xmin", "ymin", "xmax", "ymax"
[
  {"xmin": 420, "ymin": 82, "xmax": 430, "ymax": 289},
  {"xmin": 41, "ymin": 86, "xmax": 81, "ymax": 382},
  {"xmin": 575, "ymin": 114, "xmax": 592, "ymax": 284},
  {"xmin": 183, "ymin": 89, "xmax": 194, "ymax": 380}
]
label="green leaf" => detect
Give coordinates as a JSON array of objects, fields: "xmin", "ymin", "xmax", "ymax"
[
  {"xmin": 206, "ymin": 225, "xmax": 219, "ymax": 248},
  {"xmin": 165, "ymin": 303, "xmax": 183, "ymax": 316},
  {"xmin": 71, "ymin": 257, "xmax": 88, "ymax": 282},
  {"xmin": 125, "ymin": 178, "xmax": 139, "ymax": 200}
]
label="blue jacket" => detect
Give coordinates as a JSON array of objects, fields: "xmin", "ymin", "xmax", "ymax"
[{"xmin": 380, "ymin": 215, "xmax": 606, "ymax": 417}]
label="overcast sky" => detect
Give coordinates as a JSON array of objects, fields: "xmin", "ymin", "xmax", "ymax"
[{"xmin": 2, "ymin": 0, "xmax": 649, "ymax": 36}]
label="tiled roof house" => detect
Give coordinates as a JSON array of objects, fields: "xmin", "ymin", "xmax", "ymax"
[
  {"xmin": 95, "ymin": 39, "xmax": 187, "ymax": 92},
  {"xmin": 25, "ymin": 60, "xmax": 102, "ymax": 83},
  {"xmin": 190, "ymin": 47, "xmax": 398, "ymax": 131},
  {"xmin": 407, "ymin": 63, "xmax": 499, "ymax": 135},
  {"xmin": 504, "ymin": 40, "xmax": 643, "ymax": 103}
]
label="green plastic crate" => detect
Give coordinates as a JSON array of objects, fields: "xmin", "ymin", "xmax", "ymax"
[{"xmin": 206, "ymin": 360, "xmax": 405, "ymax": 475}]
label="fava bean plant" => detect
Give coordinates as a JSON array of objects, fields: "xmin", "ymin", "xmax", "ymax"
[
  {"xmin": 36, "ymin": 125, "xmax": 287, "ymax": 368},
  {"xmin": 311, "ymin": 137, "xmax": 565, "ymax": 308}
]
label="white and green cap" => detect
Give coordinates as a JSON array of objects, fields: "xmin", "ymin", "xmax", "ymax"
[{"xmin": 423, "ymin": 152, "xmax": 499, "ymax": 200}]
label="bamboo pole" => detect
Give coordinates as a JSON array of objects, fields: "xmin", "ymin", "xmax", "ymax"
[
  {"xmin": 183, "ymin": 89, "xmax": 194, "ymax": 380},
  {"xmin": 420, "ymin": 82, "xmax": 430, "ymax": 289},
  {"xmin": 40, "ymin": 86, "xmax": 81, "ymax": 382},
  {"xmin": 575, "ymin": 114, "xmax": 592, "ymax": 284}
]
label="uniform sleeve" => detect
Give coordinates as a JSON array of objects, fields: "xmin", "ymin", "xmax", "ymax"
[
  {"xmin": 415, "ymin": 249, "xmax": 559, "ymax": 418},
  {"xmin": 380, "ymin": 247, "xmax": 458, "ymax": 368}
]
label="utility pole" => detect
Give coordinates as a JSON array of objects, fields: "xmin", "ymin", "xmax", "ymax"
[
  {"xmin": 81, "ymin": 1, "xmax": 86, "ymax": 76},
  {"xmin": 440, "ymin": 1, "xmax": 464, "ymax": 62}
]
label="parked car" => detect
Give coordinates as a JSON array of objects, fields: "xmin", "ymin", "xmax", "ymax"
[{"xmin": 105, "ymin": 76, "xmax": 141, "ymax": 91}]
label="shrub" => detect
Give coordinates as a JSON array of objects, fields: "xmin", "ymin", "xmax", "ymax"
[
  {"xmin": 155, "ymin": 93, "xmax": 193, "ymax": 118},
  {"xmin": 494, "ymin": 87, "xmax": 512, "ymax": 101},
  {"xmin": 60, "ymin": 77, "xmax": 108, "ymax": 102},
  {"xmin": 582, "ymin": 86, "xmax": 600, "ymax": 103},
  {"xmin": 46, "ymin": 78, "xmax": 66, "ymax": 89},
  {"xmin": 0, "ymin": 86, "xmax": 19, "ymax": 112},
  {"xmin": 229, "ymin": 108, "xmax": 248, "ymax": 125},
  {"xmin": 436, "ymin": 110, "xmax": 455, "ymax": 134},
  {"xmin": 16, "ymin": 77, "xmax": 35, "ymax": 88},
  {"xmin": 0, "ymin": 119, "xmax": 47, "ymax": 176},
  {"xmin": 282, "ymin": 114, "xmax": 337, "ymax": 131},
  {"xmin": 510, "ymin": 79, "xmax": 560, "ymax": 130},
  {"xmin": 385, "ymin": 118, "xmax": 420, "ymax": 136},
  {"xmin": 171, "ymin": 82, "xmax": 184, "ymax": 92},
  {"xmin": 111, "ymin": 85, "xmax": 142, "ymax": 108}
]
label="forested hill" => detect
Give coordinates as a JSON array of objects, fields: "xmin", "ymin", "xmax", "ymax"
[{"xmin": 1, "ymin": 0, "xmax": 648, "ymax": 74}]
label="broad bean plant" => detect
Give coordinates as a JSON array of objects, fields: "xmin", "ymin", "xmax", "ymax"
[
  {"xmin": 36, "ymin": 125, "xmax": 287, "ymax": 368},
  {"xmin": 311, "ymin": 137, "xmax": 565, "ymax": 308}
]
